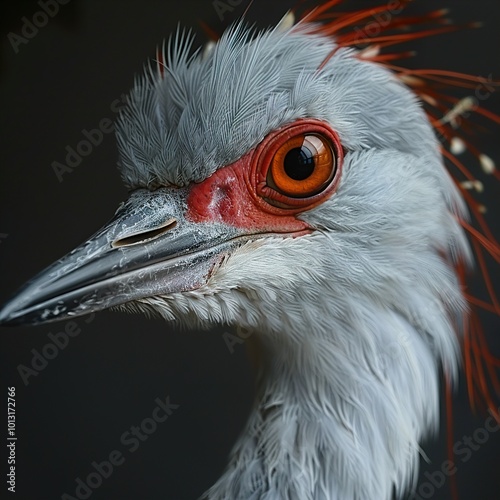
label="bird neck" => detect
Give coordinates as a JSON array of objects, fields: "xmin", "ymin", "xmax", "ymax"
[{"xmin": 206, "ymin": 317, "xmax": 438, "ymax": 500}]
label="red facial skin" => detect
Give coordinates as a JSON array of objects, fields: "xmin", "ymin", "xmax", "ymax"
[{"xmin": 186, "ymin": 119, "xmax": 343, "ymax": 235}]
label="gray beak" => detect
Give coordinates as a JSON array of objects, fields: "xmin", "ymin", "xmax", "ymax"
[{"xmin": 0, "ymin": 188, "xmax": 240, "ymax": 326}]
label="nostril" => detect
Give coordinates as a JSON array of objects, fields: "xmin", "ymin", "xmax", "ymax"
[{"xmin": 112, "ymin": 219, "xmax": 177, "ymax": 248}]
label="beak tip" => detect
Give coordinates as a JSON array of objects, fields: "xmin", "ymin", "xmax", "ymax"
[
  {"xmin": 0, "ymin": 295, "xmax": 27, "ymax": 326},
  {"xmin": 0, "ymin": 294, "xmax": 41, "ymax": 327},
  {"xmin": 0, "ymin": 305, "xmax": 18, "ymax": 327}
]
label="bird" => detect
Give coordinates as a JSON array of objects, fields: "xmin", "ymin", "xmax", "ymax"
[{"xmin": 0, "ymin": 1, "xmax": 499, "ymax": 499}]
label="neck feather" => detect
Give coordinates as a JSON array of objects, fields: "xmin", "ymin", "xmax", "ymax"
[{"xmin": 205, "ymin": 313, "xmax": 445, "ymax": 500}]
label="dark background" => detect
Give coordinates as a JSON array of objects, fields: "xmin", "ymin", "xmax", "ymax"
[{"xmin": 0, "ymin": 1, "xmax": 499, "ymax": 499}]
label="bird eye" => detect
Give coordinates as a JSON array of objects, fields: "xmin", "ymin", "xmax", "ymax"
[
  {"xmin": 268, "ymin": 134, "xmax": 335, "ymax": 198},
  {"xmin": 252, "ymin": 119, "xmax": 343, "ymax": 212}
]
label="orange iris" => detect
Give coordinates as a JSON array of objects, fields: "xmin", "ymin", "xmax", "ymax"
[{"xmin": 268, "ymin": 134, "xmax": 336, "ymax": 198}]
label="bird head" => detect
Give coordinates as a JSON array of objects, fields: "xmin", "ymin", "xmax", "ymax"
[
  {"xmin": 1, "ymin": 3, "xmax": 498, "ymax": 499},
  {"xmin": 0, "ymin": 19, "xmax": 467, "ymax": 336}
]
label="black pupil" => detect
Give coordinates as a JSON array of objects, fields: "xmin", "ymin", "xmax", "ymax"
[{"xmin": 284, "ymin": 146, "xmax": 315, "ymax": 180}]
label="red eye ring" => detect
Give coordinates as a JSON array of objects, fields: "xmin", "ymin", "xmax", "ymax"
[{"xmin": 246, "ymin": 119, "xmax": 343, "ymax": 215}]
